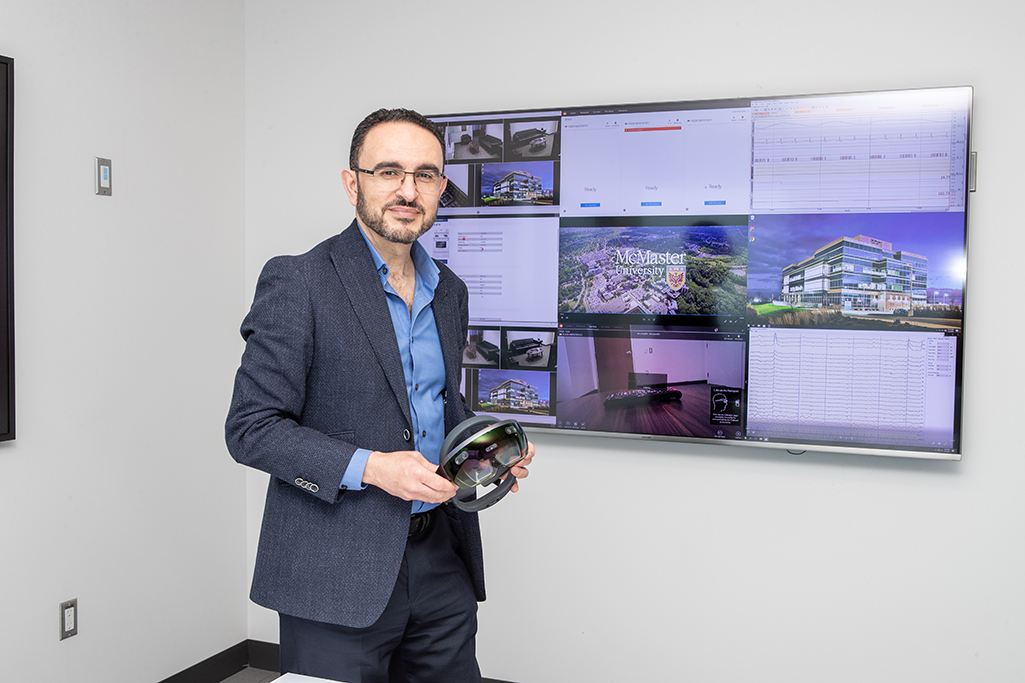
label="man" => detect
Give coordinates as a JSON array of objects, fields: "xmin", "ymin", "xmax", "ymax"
[{"xmin": 225, "ymin": 108, "xmax": 534, "ymax": 683}]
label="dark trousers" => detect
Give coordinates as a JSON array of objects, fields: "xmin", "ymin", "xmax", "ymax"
[{"xmin": 279, "ymin": 508, "xmax": 481, "ymax": 683}]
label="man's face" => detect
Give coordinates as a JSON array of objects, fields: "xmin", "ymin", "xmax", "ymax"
[{"xmin": 345, "ymin": 121, "xmax": 446, "ymax": 246}]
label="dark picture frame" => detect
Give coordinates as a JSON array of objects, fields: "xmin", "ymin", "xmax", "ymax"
[{"xmin": 0, "ymin": 55, "xmax": 14, "ymax": 441}]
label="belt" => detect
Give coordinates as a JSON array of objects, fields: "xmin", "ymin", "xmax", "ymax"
[{"xmin": 408, "ymin": 509, "xmax": 433, "ymax": 537}]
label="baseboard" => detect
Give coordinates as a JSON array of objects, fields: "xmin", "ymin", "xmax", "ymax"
[
  {"xmin": 157, "ymin": 640, "xmax": 275, "ymax": 683},
  {"xmin": 157, "ymin": 641, "xmax": 249, "ymax": 683},
  {"xmin": 158, "ymin": 639, "xmax": 515, "ymax": 683},
  {"xmin": 247, "ymin": 639, "xmax": 280, "ymax": 672}
]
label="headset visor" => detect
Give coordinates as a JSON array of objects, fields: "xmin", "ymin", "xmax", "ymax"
[{"xmin": 440, "ymin": 419, "xmax": 527, "ymax": 489}]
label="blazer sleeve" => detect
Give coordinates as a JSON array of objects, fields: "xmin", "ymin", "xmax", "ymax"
[{"xmin": 225, "ymin": 255, "xmax": 355, "ymax": 504}]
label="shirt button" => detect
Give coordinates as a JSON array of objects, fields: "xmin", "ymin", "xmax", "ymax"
[
  {"xmin": 382, "ymin": 266, "xmax": 388, "ymax": 275},
  {"xmin": 415, "ymin": 383, "xmax": 419, "ymax": 390},
  {"xmin": 422, "ymin": 430, "xmax": 427, "ymax": 437},
  {"xmin": 403, "ymin": 429, "xmax": 411, "ymax": 442}
]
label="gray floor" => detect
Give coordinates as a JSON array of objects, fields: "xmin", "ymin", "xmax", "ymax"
[
  {"xmin": 221, "ymin": 667, "xmax": 280, "ymax": 683},
  {"xmin": 219, "ymin": 666, "xmax": 510, "ymax": 683}
]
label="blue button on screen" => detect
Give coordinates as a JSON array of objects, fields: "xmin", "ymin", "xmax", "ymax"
[
  {"xmin": 580, "ymin": 203, "xmax": 600, "ymax": 207},
  {"xmin": 641, "ymin": 202, "xmax": 662, "ymax": 207},
  {"xmin": 704, "ymin": 200, "xmax": 726, "ymax": 205}
]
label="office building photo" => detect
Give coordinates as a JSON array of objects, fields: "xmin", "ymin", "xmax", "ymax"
[{"xmin": 782, "ymin": 234, "xmax": 928, "ymax": 312}]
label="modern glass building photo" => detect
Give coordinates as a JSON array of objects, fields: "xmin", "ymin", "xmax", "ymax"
[{"xmin": 781, "ymin": 234, "xmax": 928, "ymax": 313}]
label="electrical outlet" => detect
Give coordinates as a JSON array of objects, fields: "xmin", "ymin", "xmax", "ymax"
[{"xmin": 59, "ymin": 599, "xmax": 77, "ymax": 640}]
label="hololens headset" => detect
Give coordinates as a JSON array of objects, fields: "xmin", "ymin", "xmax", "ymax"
[{"xmin": 438, "ymin": 416, "xmax": 528, "ymax": 512}]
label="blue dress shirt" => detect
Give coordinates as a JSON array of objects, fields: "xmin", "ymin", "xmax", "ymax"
[{"xmin": 340, "ymin": 224, "xmax": 448, "ymax": 513}]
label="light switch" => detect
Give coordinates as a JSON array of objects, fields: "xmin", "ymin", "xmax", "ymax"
[{"xmin": 95, "ymin": 157, "xmax": 111, "ymax": 196}]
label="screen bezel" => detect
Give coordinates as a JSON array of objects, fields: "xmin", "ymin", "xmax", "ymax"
[{"xmin": 0, "ymin": 55, "xmax": 13, "ymax": 443}]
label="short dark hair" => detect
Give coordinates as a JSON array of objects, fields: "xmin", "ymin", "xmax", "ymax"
[{"xmin": 349, "ymin": 108, "xmax": 445, "ymax": 170}]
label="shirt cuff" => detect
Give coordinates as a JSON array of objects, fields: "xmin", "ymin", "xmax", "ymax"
[{"xmin": 341, "ymin": 448, "xmax": 372, "ymax": 490}]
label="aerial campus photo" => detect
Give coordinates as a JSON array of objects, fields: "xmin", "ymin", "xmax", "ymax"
[
  {"xmin": 746, "ymin": 212, "xmax": 967, "ymax": 331},
  {"xmin": 558, "ymin": 225, "xmax": 748, "ymax": 317}
]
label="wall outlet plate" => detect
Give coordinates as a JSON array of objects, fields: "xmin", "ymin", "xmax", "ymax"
[{"xmin": 59, "ymin": 598, "xmax": 77, "ymax": 640}]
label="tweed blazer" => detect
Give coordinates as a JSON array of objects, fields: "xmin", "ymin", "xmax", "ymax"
[{"xmin": 225, "ymin": 220, "xmax": 483, "ymax": 628}]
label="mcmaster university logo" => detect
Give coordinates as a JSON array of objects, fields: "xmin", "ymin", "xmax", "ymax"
[{"xmin": 667, "ymin": 265, "xmax": 687, "ymax": 291}]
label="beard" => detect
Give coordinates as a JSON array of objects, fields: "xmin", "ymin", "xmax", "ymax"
[{"xmin": 356, "ymin": 183, "xmax": 437, "ymax": 245}]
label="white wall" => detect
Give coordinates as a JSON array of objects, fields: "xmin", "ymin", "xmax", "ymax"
[
  {"xmin": 245, "ymin": 1, "xmax": 1025, "ymax": 681},
  {"xmin": 631, "ymin": 338, "xmax": 707, "ymax": 384},
  {"xmin": 558, "ymin": 334, "xmax": 599, "ymax": 400},
  {"xmin": 0, "ymin": 1, "xmax": 247, "ymax": 681}
]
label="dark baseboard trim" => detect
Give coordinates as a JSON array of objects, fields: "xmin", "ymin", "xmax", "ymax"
[
  {"xmin": 248, "ymin": 639, "xmax": 280, "ymax": 672},
  {"xmin": 157, "ymin": 640, "xmax": 277, "ymax": 683},
  {"xmin": 159, "ymin": 638, "xmax": 515, "ymax": 683}
]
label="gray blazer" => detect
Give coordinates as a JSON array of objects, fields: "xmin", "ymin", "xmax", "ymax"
[{"xmin": 225, "ymin": 220, "xmax": 483, "ymax": 628}]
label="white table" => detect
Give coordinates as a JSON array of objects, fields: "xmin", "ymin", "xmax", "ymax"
[{"xmin": 276, "ymin": 674, "xmax": 345, "ymax": 683}]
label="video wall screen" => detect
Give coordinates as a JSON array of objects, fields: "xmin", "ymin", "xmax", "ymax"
[{"xmin": 426, "ymin": 86, "xmax": 972, "ymax": 459}]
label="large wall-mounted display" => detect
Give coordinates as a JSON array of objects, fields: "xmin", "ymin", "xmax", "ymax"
[{"xmin": 426, "ymin": 86, "xmax": 972, "ymax": 460}]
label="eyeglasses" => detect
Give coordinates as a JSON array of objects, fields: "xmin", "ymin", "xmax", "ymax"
[{"xmin": 354, "ymin": 166, "xmax": 446, "ymax": 194}]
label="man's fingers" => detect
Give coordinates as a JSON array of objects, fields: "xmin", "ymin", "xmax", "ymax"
[
  {"xmin": 365, "ymin": 441, "xmax": 534, "ymax": 502},
  {"xmin": 407, "ymin": 475, "xmax": 457, "ymax": 503},
  {"xmin": 412, "ymin": 452, "xmax": 443, "ymax": 473},
  {"xmin": 364, "ymin": 450, "xmax": 458, "ymax": 502},
  {"xmin": 401, "ymin": 462, "xmax": 458, "ymax": 502},
  {"xmin": 509, "ymin": 440, "xmax": 534, "ymax": 480}
]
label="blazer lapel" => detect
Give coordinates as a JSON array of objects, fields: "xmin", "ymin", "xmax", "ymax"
[
  {"xmin": 329, "ymin": 221, "xmax": 413, "ymax": 429},
  {"xmin": 432, "ymin": 269, "xmax": 464, "ymax": 397}
]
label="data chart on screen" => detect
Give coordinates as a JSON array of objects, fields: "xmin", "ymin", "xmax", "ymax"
[
  {"xmin": 423, "ymin": 216, "xmax": 559, "ymax": 327},
  {"xmin": 750, "ymin": 89, "xmax": 970, "ymax": 213},
  {"xmin": 745, "ymin": 327, "xmax": 957, "ymax": 450}
]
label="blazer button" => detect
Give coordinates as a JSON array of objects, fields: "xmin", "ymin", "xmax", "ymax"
[{"xmin": 403, "ymin": 429, "xmax": 411, "ymax": 442}]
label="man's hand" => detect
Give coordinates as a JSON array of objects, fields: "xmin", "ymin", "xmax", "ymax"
[
  {"xmin": 363, "ymin": 450, "xmax": 458, "ymax": 503},
  {"xmin": 505, "ymin": 439, "xmax": 535, "ymax": 494}
]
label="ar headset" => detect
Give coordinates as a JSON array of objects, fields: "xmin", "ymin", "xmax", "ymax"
[{"xmin": 437, "ymin": 416, "xmax": 528, "ymax": 512}]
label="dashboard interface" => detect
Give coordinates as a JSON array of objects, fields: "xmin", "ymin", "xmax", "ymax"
[{"xmin": 425, "ymin": 87, "xmax": 971, "ymax": 459}]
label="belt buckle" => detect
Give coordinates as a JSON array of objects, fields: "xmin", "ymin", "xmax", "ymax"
[{"xmin": 408, "ymin": 511, "xmax": 431, "ymax": 537}]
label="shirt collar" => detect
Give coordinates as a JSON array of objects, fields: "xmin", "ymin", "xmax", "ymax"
[{"xmin": 357, "ymin": 222, "xmax": 440, "ymax": 294}]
